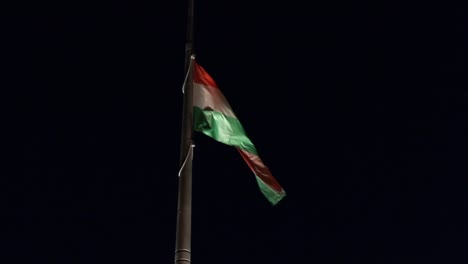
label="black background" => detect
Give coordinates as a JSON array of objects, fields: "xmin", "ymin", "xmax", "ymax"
[{"xmin": 3, "ymin": 1, "xmax": 467, "ymax": 263}]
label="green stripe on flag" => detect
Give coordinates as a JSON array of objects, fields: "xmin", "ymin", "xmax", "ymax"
[
  {"xmin": 255, "ymin": 176, "xmax": 286, "ymax": 205},
  {"xmin": 193, "ymin": 107, "xmax": 258, "ymax": 155}
]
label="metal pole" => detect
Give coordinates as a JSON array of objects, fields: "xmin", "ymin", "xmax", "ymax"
[{"xmin": 175, "ymin": 0, "xmax": 194, "ymax": 263}]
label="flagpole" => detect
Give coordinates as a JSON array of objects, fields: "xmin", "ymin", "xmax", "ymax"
[{"xmin": 175, "ymin": 0, "xmax": 194, "ymax": 262}]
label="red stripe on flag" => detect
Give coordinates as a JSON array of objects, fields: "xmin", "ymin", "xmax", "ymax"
[
  {"xmin": 193, "ymin": 62, "xmax": 219, "ymax": 89},
  {"xmin": 237, "ymin": 148, "xmax": 284, "ymax": 194}
]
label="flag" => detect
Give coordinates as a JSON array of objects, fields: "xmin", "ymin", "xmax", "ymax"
[{"xmin": 192, "ymin": 61, "xmax": 286, "ymax": 205}]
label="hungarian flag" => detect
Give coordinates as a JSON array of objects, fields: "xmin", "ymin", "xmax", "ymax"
[{"xmin": 192, "ymin": 61, "xmax": 286, "ymax": 205}]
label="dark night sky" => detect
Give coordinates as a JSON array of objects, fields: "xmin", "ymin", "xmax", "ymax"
[{"xmin": 3, "ymin": 1, "xmax": 467, "ymax": 264}]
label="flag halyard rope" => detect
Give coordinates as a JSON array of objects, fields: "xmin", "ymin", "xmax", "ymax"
[
  {"xmin": 178, "ymin": 143, "xmax": 195, "ymax": 177},
  {"xmin": 181, "ymin": 54, "xmax": 196, "ymax": 94}
]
